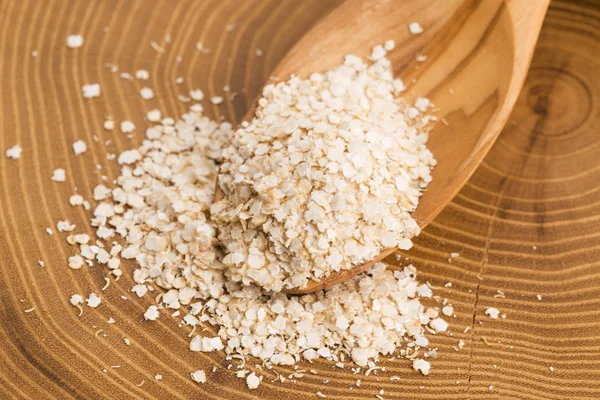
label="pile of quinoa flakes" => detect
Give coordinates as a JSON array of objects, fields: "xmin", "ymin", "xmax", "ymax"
[
  {"xmin": 45, "ymin": 35, "xmax": 450, "ymax": 391},
  {"xmin": 213, "ymin": 42, "xmax": 436, "ymax": 292}
]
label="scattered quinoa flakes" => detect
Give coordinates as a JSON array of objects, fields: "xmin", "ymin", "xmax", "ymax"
[
  {"xmin": 190, "ymin": 89, "xmax": 204, "ymax": 101},
  {"xmin": 70, "ymin": 294, "xmax": 83, "ymax": 306},
  {"xmin": 140, "ymin": 87, "xmax": 154, "ymax": 100},
  {"xmin": 82, "ymin": 83, "xmax": 101, "ymax": 99},
  {"xmin": 6, "ymin": 144, "xmax": 22, "ymax": 159},
  {"xmin": 135, "ymin": 69, "xmax": 149, "ymax": 80},
  {"xmin": 51, "ymin": 168, "xmax": 66, "ymax": 182},
  {"xmin": 144, "ymin": 305, "xmax": 160, "ymax": 321},
  {"xmin": 103, "ymin": 119, "xmax": 115, "ymax": 130},
  {"xmin": 408, "ymin": 22, "xmax": 424, "ymax": 35},
  {"xmin": 57, "ymin": 220, "xmax": 75, "ymax": 232},
  {"xmin": 485, "ymin": 307, "xmax": 500, "ymax": 319},
  {"xmin": 413, "ymin": 359, "xmax": 431, "ymax": 375},
  {"xmin": 86, "ymin": 293, "xmax": 101, "ymax": 307},
  {"xmin": 120, "ymin": 120, "xmax": 135, "ymax": 133},
  {"xmin": 210, "ymin": 96, "xmax": 223, "ymax": 105},
  {"xmin": 72, "ymin": 140, "xmax": 87, "ymax": 155},
  {"xmin": 246, "ymin": 372, "xmax": 261, "ymax": 389},
  {"xmin": 66, "ymin": 34, "xmax": 84, "ymax": 48},
  {"xmin": 146, "ymin": 109, "xmax": 161, "ymax": 122},
  {"xmin": 191, "ymin": 370, "xmax": 207, "ymax": 383}
]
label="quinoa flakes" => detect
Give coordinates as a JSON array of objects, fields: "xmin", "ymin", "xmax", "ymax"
[
  {"xmin": 212, "ymin": 46, "xmax": 436, "ymax": 292},
  {"xmin": 58, "ymin": 42, "xmax": 448, "ymax": 390}
]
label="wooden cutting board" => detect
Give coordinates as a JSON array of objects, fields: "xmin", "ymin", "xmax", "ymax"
[{"xmin": 1, "ymin": 0, "xmax": 599, "ymax": 399}]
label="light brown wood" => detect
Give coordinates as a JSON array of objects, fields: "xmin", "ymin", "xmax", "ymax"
[
  {"xmin": 1, "ymin": 0, "xmax": 600, "ymax": 399},
  {"xmin": 218, "ymin": 0, "xmax": 551, "ymax": 294}
]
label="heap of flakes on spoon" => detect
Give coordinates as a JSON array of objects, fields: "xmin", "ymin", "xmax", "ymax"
[{"xmin": 213, "ymin": 40, "xmax": 436, "ymax": 292}]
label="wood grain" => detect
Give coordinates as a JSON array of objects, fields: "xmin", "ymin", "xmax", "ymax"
[{"xmin": 0, "ymin": 0, "xmax": 599, "ymax": 399}]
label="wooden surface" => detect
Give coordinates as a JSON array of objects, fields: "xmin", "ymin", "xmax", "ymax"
[{"xmin": 0, "ymin": 0, "xmax": 599, "ymax": 399}]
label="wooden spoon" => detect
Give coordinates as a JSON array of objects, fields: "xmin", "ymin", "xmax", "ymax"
[{"xmin": 215, "ymin": 0, "xmax": 550, "ymax": 294}]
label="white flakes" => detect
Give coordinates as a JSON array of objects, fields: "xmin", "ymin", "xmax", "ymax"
[
  {"xmin": 135, "ymin": 69, "xmax": 150, "ymax": 80},
  {"xmin": 144, "ymin": 305, "xmax": 160, "ymax": 321},
  {"xmin": 123, "ymin": 338, "xmax": 131, "ymax": 345},
  {"xmin": 107, "ymin": 317, "xmax": 116, "ymax": 324},
  {"xmin": 51, "ymin": 168, "xmax": 66, "ymax": 182},
  {"xmin": 70, "ymin": 294, "xmax": 83, "ymax": 306},
  {"xmin": 256, "ymin": 49, "xmax": 263, "ymax": 57},
  {"xmin": 59, "ymin": 49, "xmax": 443, "ymax": 385},
  {"xmin": 45, "ymin": 227, "xmax": 53, "ymax": 235},
  {"xmin": 86, "ymin": 293, "xmax": 101, "ymax": 308},
  {"xmin": 82, "ymin": 83, "xmax": 101, "ymax": 99},
  {"xmin": 458, "ymin": 339, "xmax": 465, "ymax": 349},
  {"xmin": 430, "ymin": 317, "xmax": 448, "ymax": 332},
  {"xmin": 316, "ymin": 392, "xmax": 326, "ymax": 398},
  {"xmin": 417, "ymin": 284, "xmax": 433, "ymax": 298},
  {"xmin": 384, "ymin": 39, "xmax": 395, "ymax": 51},
  {"xmin": 213, "ymin": 42, "xmax": 436, "ymax": 292},
  {"xmin": 117, "ymin": 149, "xmax": 142, "ymax": 165},
  {"xmin": 6, "ymin": 144, "xmax": 22, "ymax": 159},
  {"xmin": 73, "ymin": 233, "xmax": 90, "ymax": 244},
  {"xmin": 210, "ymin": 96, "xmax": 223, "ymax": 105},
  {"xmin": 72, "ymin": 140, "xmax": 87, "ymax": 155},
  {"xmin": 189, "ymin": 336, "xmax": 224, "ymax": 352},
  {"xmin": 246, "ymin": 372, "xmax": 261, "ymax": 389},
  {"xmin": 442, "ymin": 305, "xmax": 454, "ymax": 316},
  {"xmin": 190, "ymin": 89, "xmax": 204, "ymax": 101},
  {"xmin": 37, "ymin": 260, "xmax": 45, "ymax": 268},
  {"xmin": 413, "ymin": 359, "xmax": 431, "ymax": 375},
  {"xmin": 370, "ymin": 45, "xmax": 387, "ymax": 61},
  {"xmin": 549, "ymin": 366, "xmax": 554, "ymax": 372},
  {"xmin": 415, "ymin": 97, "xmax": 431, "ymax": 112},
  {"xmin": 147, "ymin": 109, "xmax": 161, "ymax": 122},
  {"xmin": 107, "ymin": 258, "xmax": 120, "ymax": 270},
  {"xmin": 536, "ymin": 294, "xmax": 542, "ymax": 301},
  {"xmin": 103, "ymin": 119, "xmax": 115, "ymax": 130},
  {"xmin": 69, "ymin": 194, "xmax": 84, "ymax": 206},
  {"xmin": 57, "ymin": 220, "xmax": 75, "ymax": 232},
  {"xmin": 93, "ymin": 184, "xmax": 111, "ymax": 201},
  {"xmin": 154, "ymin": 374, "xmax": 163, "ymax": 381},
  {"xmin": 140, "ymin": 87, "xmax": 154, "ymax": 100},
  {"xmin": 191, "ymin": 370, "xmax": 207, "ymax": 384},
  {"xmin": 408, "ymin": 22, "xmax": 424, "ymax": 35},
  {"xmin": 120, "ymin": 120, "xmax": 135, "ymax": 133},
  {"xmin": 485, "ymin": 307, "xmax": 500, "ymax": 319},
  {"xmin": 68, "ymin": 255, "xmax": 84, "ymax": 269},
  {"xmin": 32, "ymin": 50, "xmax": 38, "ymax": 57},
  {"xmin": 131, "ymin": 285, "xmax": 148, "ymax": 297},
  {"xmin": 66, "ymin": 34, "xmax": 84, "ymax": 48}
]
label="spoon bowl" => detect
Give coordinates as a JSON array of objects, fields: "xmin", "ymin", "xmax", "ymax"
[{"xmin": 216, "ymin": 0, "xmax": 549, "ymax": 294}]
